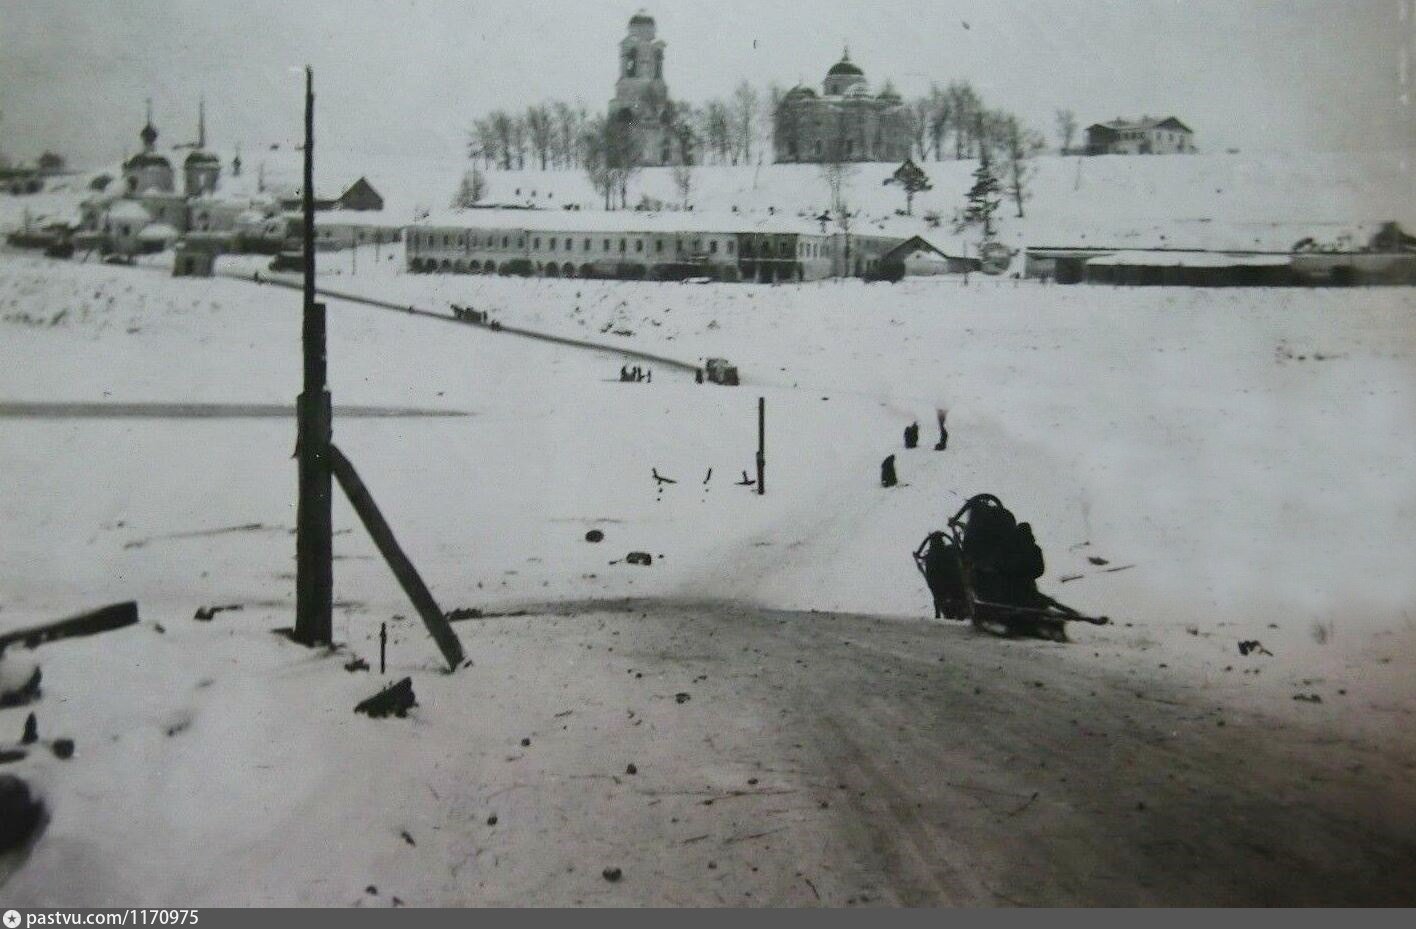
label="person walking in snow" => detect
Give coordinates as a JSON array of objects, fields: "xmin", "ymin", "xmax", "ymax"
[
  {"xmin": 934, "ymin": 409, "xmax": 950, "ymax": 451},
  {"xmin": 881, "ymin": 454, "xmax": 898, "ymax": 488},
  {"xmin": 904, "ymin": 422, "xmax": 919, "ymax": 449}
]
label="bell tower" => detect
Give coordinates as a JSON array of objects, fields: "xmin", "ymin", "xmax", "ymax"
[{"xmin": 610, "ymin": 10, "xmax": 672, "ymax": 165}]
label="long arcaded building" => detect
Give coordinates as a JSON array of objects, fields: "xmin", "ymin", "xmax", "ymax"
[{"xmin": 404, "ymin": 209, "xmax": 908, "ymax": 282}]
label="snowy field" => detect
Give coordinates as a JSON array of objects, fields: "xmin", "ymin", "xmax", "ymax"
[{"xmin": 2, "ymin": 247, "xmax": 1414, "ymax": 904}]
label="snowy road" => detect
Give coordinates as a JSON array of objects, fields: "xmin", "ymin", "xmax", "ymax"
[
  {"xmin": 7, "ymin": 598, "xmax": 1413, "ymax": 906},
  {"xmin": 524, "ymin": 599, "xmax": 1416, "ymax": 906}
]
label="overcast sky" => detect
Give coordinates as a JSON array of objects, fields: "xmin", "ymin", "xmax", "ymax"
[{"xmin": 1, "ymin": 0, "xmax": 1411, "ymax": 167}]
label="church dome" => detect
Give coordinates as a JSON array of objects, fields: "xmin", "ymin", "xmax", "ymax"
[
  {"xmin": 125, "ymin": 152, "xmax": 171, "ymax": 170},
  {"xmin": 827, "ymin": 57, "xmax": 864, "ymax": 78},
  {"xmin": 184, "ymin": 149, "xmax": 220, "ymax": 166},
  {"xmin": 785, "ymin": 84, "xmax": 817, "ymax": 101},
  {"xmin": 629, "ymin": 11, "xmax": 654, "ymax": 26}
]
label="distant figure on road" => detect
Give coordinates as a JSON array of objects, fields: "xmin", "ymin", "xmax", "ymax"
[
  {"xmin": 904, "ymin": 422, "xmax": 919, "ymax": 449},
  {"xmin": 934, "ymin": 409, "xmax": 949, "ymax": 451},
  {"xmin": 881, "ymin": 454, "xmax": 898, "ymax": 488}
]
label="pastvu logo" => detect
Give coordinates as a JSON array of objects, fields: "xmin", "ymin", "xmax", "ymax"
[{"xmin": 3, "ymin": 909, "xmax": 21, "ymax": 928}]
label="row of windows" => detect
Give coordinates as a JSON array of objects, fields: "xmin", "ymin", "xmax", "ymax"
[
  {"xmin": 413, "ymin": 231, "xmax": 767, "ymax": 258},
  {"xmin": 414, "ymin": 231, "xmax": 523, "ymax": 250},
  {"xmin": 412, "ymin": 231, "xmax": 837, "ymax": 260}
]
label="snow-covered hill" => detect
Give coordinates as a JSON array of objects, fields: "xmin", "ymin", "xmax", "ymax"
[{"xmin": 4, "ymin": 150, "xmax": 1412, "ymax": 255}]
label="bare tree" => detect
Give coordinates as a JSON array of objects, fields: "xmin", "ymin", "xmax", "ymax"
[
  {"xmin": 581, "ymin": 117, "xmax": 614, "ymax": 209},
  {"xmin": 570, "ymin": 101, "xmax": 590, "ymax": 167},
  {"xmin": 468, "ymin": 117, "xmax": 499, "ymax": 170},
  {"xmin": 550, "ymin": 101, "xmax": 577, "ymax": 168},
  {"xmin": 976, "ymin": 109, "xmax": 1011, "ymax": 161},
  {"xmin": 999, "ymin": 115, "xmax": 1045, "ymax": 218},
  {"xmin": 672, "ymin": 161, "xmax": 694, "ymax": 209},
  {"xmin": 927, "ymin": 85, "xmax": 952, "ymax": 161},
  {"xmin": 525, "ymin": 105, "xmax": 555, "ymax": 170},
  {"xmin": 489, "ymin": 111, "xmax": 516, "ymax": 170},
  {"xmin": 731, "ymin": 81, "xmax": 759, "ymax": 165},
  {"xmin": 581, "ymin": 115, "xmax": 641, "ymax": 210},
  {"xmin": 657, "ymin": 100, "xmax": 695, "ymax": 166},
  {"xmin": 509, "ymin": 114, "xmax": 529, "ymax": 169},
  {"xmin": 818, "ymin": 112, "xmax": 858, "ymax": 274},
  {"xmin": 700, "ymin": 99, "xmax": 732, "ymax": 164},
  {"xmin": 1055, "ymin": 109, "xmax": 1078, "ymax": 155},
  {"xmin": 907, "ymin": 98, "xmax": 931, "ymax": 161},
  {"xmin": 947, "ymin": 81, "xmax": 981, "ymax": 158},
  {"xmin": 763, "ymin": 82, "xmax": 786, "ymax": 163}
]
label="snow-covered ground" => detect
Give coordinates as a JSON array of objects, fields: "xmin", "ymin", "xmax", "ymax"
[{"xmin": 1, "ymin": 231, "xmax": 1414, "ymax": 902}]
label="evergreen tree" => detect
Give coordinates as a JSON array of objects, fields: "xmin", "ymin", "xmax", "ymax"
[
  {"xmin": 957, "ymin": 147, "xmax": 1001, "ymax": 239},
  {"xmin": 885, "ymin": 157, "xmax": 932, "ymax": 216}
]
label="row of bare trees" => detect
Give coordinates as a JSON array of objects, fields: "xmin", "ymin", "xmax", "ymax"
[
  {"xmin": 469, "ymin": 102, "xmax": 594, "ymax": 171},
  {"xmin": 469, "ymin": 79, "xmax": 1067, "ymax": 175}
]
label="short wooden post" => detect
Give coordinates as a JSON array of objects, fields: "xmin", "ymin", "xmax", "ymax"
[
  {"xmin": 379, "ymin": 621, "xmax": 387, "ymax": 674},
  {"xmin": 756, "ymin": 396, "xmax": 765, "ymax": 496}
]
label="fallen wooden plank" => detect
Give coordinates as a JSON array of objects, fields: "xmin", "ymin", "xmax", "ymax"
[
  {"xmin": 328, "ymin": 444, "xmax": 464, "ymax": 671},
  {"xmin": 0, "ymin": 602, "xmax": 139, "ymax": 655}
]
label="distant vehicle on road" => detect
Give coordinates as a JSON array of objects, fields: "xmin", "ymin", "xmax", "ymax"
[{"xmin": 704, "ymin": 357, "xmax": 739, "ymax": 386}]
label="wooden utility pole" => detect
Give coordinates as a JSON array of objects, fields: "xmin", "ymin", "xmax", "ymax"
[
  {"xmin": 294, "ymin": 65, "xmax": 333, "ymax": 645},
  {"xmin": 756, "ymin": 396, "xmax": 766, "ymax": 496}
]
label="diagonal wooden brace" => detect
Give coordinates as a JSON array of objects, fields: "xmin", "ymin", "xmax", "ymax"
[{"xmin": 328, "ymin": 444, "xmax": 465, "ymax": 671}]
